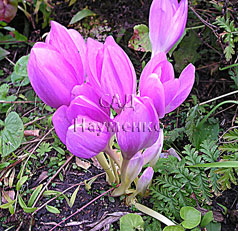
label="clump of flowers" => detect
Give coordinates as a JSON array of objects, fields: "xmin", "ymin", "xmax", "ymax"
[{"xmin": 27, "ymin": 0, "xmax": 194, "ymax": 199}]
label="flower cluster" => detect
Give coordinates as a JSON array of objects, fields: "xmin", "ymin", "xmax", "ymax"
[{"xmin": 27, "ymin": 0, "xmax": 194, "ymax": 197}]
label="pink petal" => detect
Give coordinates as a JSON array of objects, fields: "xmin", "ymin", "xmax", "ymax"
[
  {"xmin": 116, "ymin": 97, "xmax": 160, "ymax": 160},
  {"xmin": 71, "ymin": 84, "xmax": 111, "ymax": 116},
  {"xmin": 149, "ymin": 0, "xmax": 188, "ymax": 54},
  {"xmin": 68, "ymin": 29, "xmax": 87, "ymax": 78},
  {"xmin": 163, "ymin": 78, "xmax": 180, "ymax": 107},
  {"xmin": 101, "ymin": 46, "xmax": 137, "ymax": 109},
  {"xmin": 52, "ymin": 106, "xmax": 71, "ymax": 145},
  {"xmin": 149, "ymin": 0, "xmax": 174, "ymax": 54},
  {"xmin": 66, "ymin": 116, "xmax": 111, "ymax": 159},
  {"xmin": 140, "ymin": 52, "xmax": 168, "ymax": 86},
  {"xmin": 165, "ymin": 63, "xmax": 195, "ymax": 113},
  {"xmin": 86, "ymin": 38, "xmax": 104, "ymax": 89},
  {"xmin": 143, "ymin": 129, "xmax": 164, "ymax": 166},
  {"xmin": 47, "ymin": 21, "xmax": 84, "ymax": 84},
  {"xmin": 135, "ymin": 167, "xmax": 154, "ymax": 195},
  {"xmin": 140, "ymin": 74, "xmax": 165, "ymax": 118},
  {"xmin": 27, "ymin": 47, "xmax": 78, "ymax": 108},
  {"xmin": 66, "ymin": 95, "xmax": 111, "ymax": 124}
]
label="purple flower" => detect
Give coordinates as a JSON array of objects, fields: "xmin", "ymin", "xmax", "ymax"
[
  {"xmin": 139, "ymin": 53, "xmax": 195, "ymax": 118},
  {"xmin": 143, "ymin": 128, "xmax": 164, "ymax": 166},
  {"xmin": 149, "ymin": 0, "xmax": 188, "ymax": 55},
  {"xmin": 86, "ymin": 36, "xmax": 137, "ymax": 111},
  {"xmin": 135, "ymin": 167, "xmax": 154, "ymax": 196},
  {"xmin": 27, "ymin": 21, "xmax": 86, "ymax": 108},
  {"xmin": 115, "ymin": 96, "xmax": 160, "ymax": 160},
  {"xmin": 52, "ymin": 87, "xmax": 113, "ymax": 159}
]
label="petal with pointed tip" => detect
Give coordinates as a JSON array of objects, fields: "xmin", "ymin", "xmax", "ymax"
[
  {"xmin": 101, "ymin": 46, "xmax": 137, "ymax": 108},
  {"xmin": 47, "ymin": 21, "xmax": 84, "ymax": 84},
  {"xmin": 165, "ymin": 63, "xmax": 195, "ymax": 113},
  {"xmin": 135, "ymin": 167, "xmax": 154, "ymax": 196},
  {"xmin": 27, "ymin": 47, "xmax": 78, "ymax": 108}
]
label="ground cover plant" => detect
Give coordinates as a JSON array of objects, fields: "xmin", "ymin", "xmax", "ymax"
[{"xmin": 1, "ymin": 0, "xmax": 238, "ymax": 230}]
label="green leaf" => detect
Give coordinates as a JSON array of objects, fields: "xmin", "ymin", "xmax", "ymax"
[
  {"xmin": 189, "ymin": 161, "xmax": 238, "ymax": 168},
  {"xmin": 46, "ymin": 205, "xmax": 60, "ymax": 214},
  {"xmin": 173, "ymin": 32, "xmax": 201, "ymax": 72},
  {"xmin": 16, "ymin": 176, "xmax": 28, "ymax": 191},
  {"xmin": 43, "ymin": 190, "xmax": 62, "ymax": 196},
  {"xmin": 0, "ymin": 162, "xmax": 10, "ymax": 170},
  {"xmin": 0, "ymin": 47, "xmax": 10, "ymax": 61},
  {"xmin": 11, "ymin": 72, "xmax": 30, "ymax": 87},
  {"xmin": 9, "ymin": 204, "xmax": 15, "ymax": 214},
  {"xmin": 0, "ymin": 200, "xmax": 15, "ymax": 209},
  {"xmin": 200, "ymin": 211, "xmax": 213, "ymax": 228},
  {"xmin": 18, "ymin": 195, "xmax": 27, "ymax": 208},
  {"xmin": 206, "ymin": 222, "xmax": 221, "ymax": 231},
  {"xmin": 180, "ymin": 206, "xmax": 201, "ymax": 229},
  {"xmin": 0, "ymin": 112, "xmax": 24, "ymax": 157},
  {"xmin": 27, "ymin": 184, "xmax": 43, "ymax": 207},
  {"xmin": 70, "ymin": 8, "xmax": 96, "ymax": 24},
  {"xmin": 23, "ymin": 207, "xmax": 38, "ymax": 213},
  {"xmin": 128, "ymin": 24, "xmax": 152, "ymax": 52},
  {"xmin": 120, "ymin": 214, "xmax": 144, "ymax": 231},
  {"xmin": 163, "ymin": 226, "xmax": 184, "ymax": 231},
  {"xmin": 14, "ymin": 55, "xmax": 29, "ymax": 77},
  {"xmin": 69, "ymin": 185, "xmax": 80, "ymax": 208}
]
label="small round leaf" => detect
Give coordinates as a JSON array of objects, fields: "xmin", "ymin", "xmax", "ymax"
[
  {"xmin": 180, "ymin": 206, "xmax": 201, "ymax": 229},
  {"xmin": 120, "ymin": 214, "xmax": 144, "ymax": 231}
]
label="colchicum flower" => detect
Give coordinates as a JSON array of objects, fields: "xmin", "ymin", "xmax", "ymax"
[
  {"xmin": 135, "ymin": 167, "xmax": 154, "ymax": 196},
  {"xmin": 115, "ymin": 96, "xmax": 160, "ymax": 160},
  {"xmin": 86, "ymin": 36, "xmax": 137, "ymax": 111},
  {"xmin": 142, "ymin": 128, "xmax": 164, "ymax": 167},
  {"xmin": 52, "ymin": 87, "xmax": 113, "ymax": 159},
  {"xmin": 149, "ymin": 0, "xmax": 188, "ymax": 55},
  {"xmin": 139, "ymin": 52, "xmax": 195, "ymax": 118},
  {"xmin": 27, "ymin": 21, "xmax": 86, "ymax": 108}
]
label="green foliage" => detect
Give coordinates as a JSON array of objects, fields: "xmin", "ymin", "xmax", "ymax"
[
  {"xmin": 151, "ymin": 140, "xmax": 221, "ymax": 220},
  {"xmin": 185, "ymin": 105, "xmax": 219, "ymax": 149},
  {"xmin": 216, "ymin": 124, "xmax": 238, "ymax": 190},
  {"xmin": 215, "ymin": 16, "xmax": 238, "ymax": 61},
  {"xmin": 70, "ymin": 8, "xmax": 96, "ymax": 24},
  {"xmin": 0, "ymin": 47, "xmax": 10, "ymax": 61},
  {"xmin": 128, "ymin": 24, "xmax": 152, "ymax": 52},
  {"xmin": 0, "ymin": 84, "xmax": 17, "ymax": 112},
  {"xmin": 36, "ymin": 142, "xmax": 52, "ymax": 156},
  {"xmin": 120, "ymin": 214, "xmax": 144, "ymax": 231},
  {"xmin": 0, "ymin": 112, "xmax": 24, "ymax": 157},
  {"xmin": 180, "ymin": 206, "xmax": 201, "ymax": 229},
  {"xmin": 11, "ymin": 55, "xmax": 30, "ymax": 87},
  {"xmin": 228, "ymin": 67, "xmax": 238, "ymax": 88},
  {"xmin": 144, "ymin": 217, "xmax": 162, "ymax": 231},
  {"xmin": 173, "ymin": 32, "xmax": 201, "ymax": 72}
]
